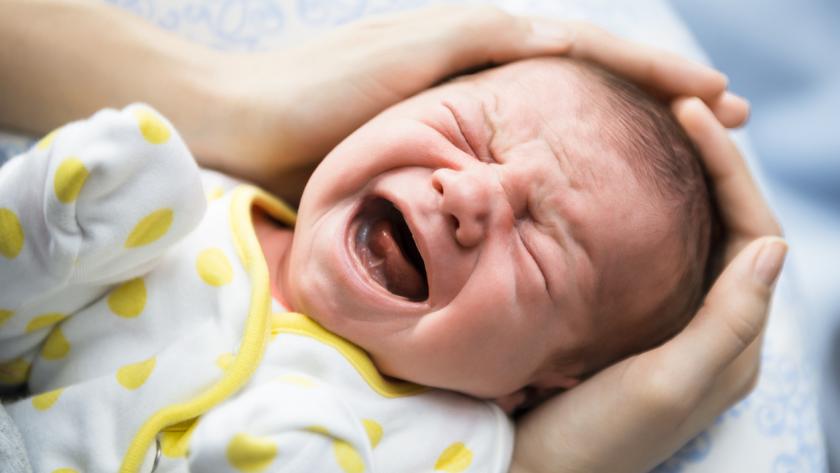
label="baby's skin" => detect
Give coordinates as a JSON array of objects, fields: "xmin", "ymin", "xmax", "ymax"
[{"xmin": 254, "ymin": 58, "xmax": 686, "ymax": 407}]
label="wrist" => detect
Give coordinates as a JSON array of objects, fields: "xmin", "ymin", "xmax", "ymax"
[
  {"xmin": 163, "ymin": 46, "xmax": 239, "ymax": 170},
  {"xmin": 184, "ymin": 50, "xmax": 302, "ymax": 182}
]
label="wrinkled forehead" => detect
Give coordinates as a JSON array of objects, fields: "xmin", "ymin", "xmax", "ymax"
[
  {"xmin": 445, "ymin": 58, "xmax": 628, "ymax": 188},
  {"xmin": 449, "ymin": 57, "xmax": 592, "ymax": 125},
  {"xmin": 462, "ymin": 57, "xmax": 591, "ymax": 95}
]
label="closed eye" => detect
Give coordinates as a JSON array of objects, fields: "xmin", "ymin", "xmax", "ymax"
[{"xmin": 518, "ymin": 220, "xmax": 551, "ymax": 297}]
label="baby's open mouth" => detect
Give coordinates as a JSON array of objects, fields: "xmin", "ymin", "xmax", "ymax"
[{"xmin": 352, "ymin": 197, "xmax": 428, "ymax": 301}]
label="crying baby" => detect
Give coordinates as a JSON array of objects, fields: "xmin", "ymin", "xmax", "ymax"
[{"xmin": 0, "ymin": 57, "xmax": 718, "ymax": 472}]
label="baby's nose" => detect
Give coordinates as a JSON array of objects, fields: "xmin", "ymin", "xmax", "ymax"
[{"xmin": 432, "ymin": 167, "xmax": 496, "ymax": 248}]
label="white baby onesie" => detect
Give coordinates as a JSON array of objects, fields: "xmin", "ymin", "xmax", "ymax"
[{"xmin": 0, "ymin": 105, "xmax": 513, "ymax": 473}]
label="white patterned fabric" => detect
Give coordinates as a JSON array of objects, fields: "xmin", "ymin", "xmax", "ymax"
[
  {"xmin": 0, "ymin": 1, "xmax": 826, "ymax": 472},
  {"xmin": 0, "ymin": 105, "xmax": 511, "ymax": 472}
]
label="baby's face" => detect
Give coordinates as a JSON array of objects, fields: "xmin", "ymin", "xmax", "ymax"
[{"xmin": 280, "ymin": 58, "xmax": 684, "ymax": 399}]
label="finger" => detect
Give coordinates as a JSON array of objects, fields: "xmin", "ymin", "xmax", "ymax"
[
  {"xmin": 442, "ymin": 7, "xmax": 575, "ymax": 66},
  {"xmin": 350, "ymin": 6, "xmax": 574, "ymax": 83},
  {"xmin": 708, "ymin": 91, "xmax": 751, "ymax": 128},
  {"xmin": 657, "ymin": 237, "xmax": 786, "ymax": 391},
  {"xmin": 672, "ymin": 97, "xmax": 781, "ymax": 244},
  {"xmin": 559, "ymin": 21, "xmax": 728, "ymax": 102}
]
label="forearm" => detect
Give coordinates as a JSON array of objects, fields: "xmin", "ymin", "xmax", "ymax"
[{"xmin": 0, "ymin": 0, "xmax": 232, "ymax": 169}]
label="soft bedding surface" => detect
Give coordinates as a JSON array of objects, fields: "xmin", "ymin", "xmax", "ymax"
[{"xmin": 0, "ymin": 1, "xmax": 826, "ymax": 471}]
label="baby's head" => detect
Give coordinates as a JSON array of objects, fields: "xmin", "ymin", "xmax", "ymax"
[{"xmin": 278, "ymin": 57, "xmax": 718, "ymax": 406}]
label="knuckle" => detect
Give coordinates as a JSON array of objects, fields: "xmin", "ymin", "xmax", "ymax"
[
  {"xmin": 724, "ymin": 311, "xmax": 761, "ymax": 353},
  {"xmin": 464, "ymin": 5, "xmax": 515, "ymax": 32},
  {"xmin": 474, "ymin": 5, "xmax": 511, "ymax": 22},
  {"xmin": 448, "ymin": 6, "xmax": 520, "ymax": 63},
  {"xmin": 637, "ymin": 367, "xmax": 696, "ymax": 417}
]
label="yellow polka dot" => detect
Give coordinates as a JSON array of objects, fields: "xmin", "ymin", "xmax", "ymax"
[
  {"xmin": 278, "ymin": 374, "xmax": 316, "ymax": 388},
  {"xmin": 32, "ymin": 388, "xmax": 64, "ymax": 410},
  {"xmin": 116, "ymin": 356, "xmax": 156, "ymax": 390},
  {"xmin": 226, "ymin": 433, "xmax": 278, "ymax": 473},
  {"xmin": 107, "ymin": 278, "xmax": 147, "ymax": 318},
  {"xmin": 207, "ymin": 186, "xmax": 225, "ymax": 201},
  {"xmin": 362, "ymin": 419, "xmax": 383, "ymax": 449},
  {"xmin": 25, "ymin": 312, "xmax": 66, "ymax": 333},
  {"xmin": 51, "ymin": 468, "xmax": 78, "ymax": 473},
  {"xmin": 53, "ymin": 157, "xmax": 89, "ymax": 204},
  {"xmin": 196, "ymin": 248, "xmax": 233, "ymax": 286},
  {"xmin": 333, "ymin": 439, "xmax": 365, "ymax": 473},
  {"xmin": 0, "ymin": 309, "xmax": 13, "ymax": 328},
  {"xmin": 133, "ymin": 108, "xmax": 171, "ymax": 144},
  {"xmin": 125, "ymin": 208, "xmax": 173, "ymax": 248},
  {"xmin": 41, "ymin": 327, "xmax": 70, "ymax": 360},
  {"xmin": 216, "ymin": 352, "xmax": 235, "ymax": 370},
  {"xmin": 36, "ymin": 128, "xmax": 59, "ymax": 150},
  {"xmin": 434, "ymin": 442, "xmax": 473, "ymax": 472},
  {"xmin": 0, "ymin": 358, "xmax": 30, "ymax": 384},
  {"xmin": 0, "ymin": 208, "xmax": 24, "ymax": 259},
  {"xmin": 305, "ymin": 425, "xmax": 330, "ymax": 435}
]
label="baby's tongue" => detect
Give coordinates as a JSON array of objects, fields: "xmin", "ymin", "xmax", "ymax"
[{"xmin": 367, "ymin": 219, "xmax": 425, "ymax": 300}]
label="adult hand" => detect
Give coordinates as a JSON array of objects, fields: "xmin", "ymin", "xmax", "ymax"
[
  {"xmin": 199, "ymin": 7, "xmax": 749, "ymax": 199},
  {"xmin": 510, "ymin": 98, "xmax": 783, "ymax": 473},
  {"xmin": 1, "ymin": 2, "xmax": 746, "ymax": 201}
]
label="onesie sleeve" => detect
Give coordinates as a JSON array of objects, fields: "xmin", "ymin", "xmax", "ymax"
[
  {"xmin": 188, "ymin": 376, "xmax": 376, "ymax": 473},
  {"xmin": 0, "ymin": 104, "xmax": 205, "ymax": 385}
]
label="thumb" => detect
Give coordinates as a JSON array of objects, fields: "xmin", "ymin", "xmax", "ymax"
[{"xmin": 658, "ymin": 236, "xmax": 787, "ymax": 388}]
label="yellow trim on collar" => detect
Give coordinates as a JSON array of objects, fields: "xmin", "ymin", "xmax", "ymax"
[
  {"xmin": 271, "ymin": 312, "xmax": 427, "ymax": 398},
  {"xmin": 120, "ymin": 185, "xmax": 295, "ymax": 473}
]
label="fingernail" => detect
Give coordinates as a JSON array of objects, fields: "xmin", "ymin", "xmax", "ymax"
[
  {"xmin": 753, "ymin": 237, "xmax": 787, "ymax": 286},
  {"xmin": 529, "ymin": 19, "xmax": 572, "ymax": 45}
]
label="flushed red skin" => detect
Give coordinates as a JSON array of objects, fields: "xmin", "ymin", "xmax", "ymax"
[{"xmin": 256, "ymin": 58, "xmax": 684, "ymax": 405}]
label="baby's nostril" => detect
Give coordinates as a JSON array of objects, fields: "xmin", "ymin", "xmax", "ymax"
[{"xmin": 450, "ymin": 216, "xmax": 460, "ymax": 231}]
